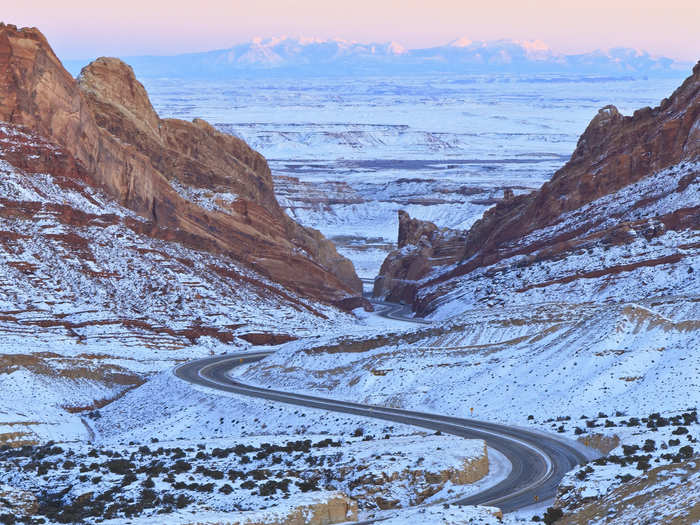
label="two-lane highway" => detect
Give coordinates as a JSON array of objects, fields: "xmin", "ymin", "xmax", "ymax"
[{"xmin": 175, "ymin": 351, "xmax": 591, "ymax": 513}]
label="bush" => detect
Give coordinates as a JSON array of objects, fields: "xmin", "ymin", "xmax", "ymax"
[
  {"xmin": 616, "ymin": 473, "xmax": 634, "ymax": 482},
  {"xmin": 679, "ymin": 445, "xmax": 694, "ymax": 459},
  {"xmin": 175, "ymin": 494, "xmax": 192, "ymax": 509},
  {"xmin": 104, "ymin": 459, "xmax": 134, "ymax": 475},
  {"xmin": 543, "ymin": 507, "xmax": 564, "ymax": 525},
  {"xmin": 171, "ymin": 460, "xmax": 191, "ymax": 473},
  {"xmin": 622, "ymin": 445, "xmax": 640, "ymax": 456},
  {"xmin": 642, "ymin": 440, "xmax": 656, "ymax": 452},
  {"xmin": 296, "ymin": 478, "xmax": 319, "ymax": 492},
  {"xmin": 636, "ymin": 458, "xmax": 651, "ymax": 471},
  {"xmin": 575, "ymin": 466, "xmax": 593, "ymax": 481},
  {"xmin": 258, "ymin": 480, "xmax": 280, "ymax": 496}
]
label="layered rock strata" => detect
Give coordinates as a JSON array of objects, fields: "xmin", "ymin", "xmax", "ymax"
[
  {"xmin": 0, "ymin": 23, "xmax": 360, "ymax": 304},
  {"xmin": 375, "ymin": 62, "xmax": 700, "ymax": 314}
]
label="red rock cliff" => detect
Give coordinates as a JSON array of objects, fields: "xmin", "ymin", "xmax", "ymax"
[
  {"xmin": 375, "ymin": 62, "xmax": 700, "ymax": 313},
  {"xmin": 0, "ymin": 23, "xmax": 360, "ymax": 303}
]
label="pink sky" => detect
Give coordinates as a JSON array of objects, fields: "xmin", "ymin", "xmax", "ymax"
[{"xmin": 5, "ymin": 0, "xmax": 699, "ymax": 61}]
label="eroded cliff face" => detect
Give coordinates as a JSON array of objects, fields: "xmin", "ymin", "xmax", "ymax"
[
  {"xmin": 0, "ymin": 23, "xmax": 360, "ymax": 303},
  {"xmin": 373, "ymin": 210, "xmax": 465, "ymax": 303},
  {"xmin": 375, "ymin": 62, "xmax": 700, "ymax": 314}
]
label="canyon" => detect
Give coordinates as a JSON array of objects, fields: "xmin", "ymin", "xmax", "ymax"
[
  {"xmin": 0, "ymin": 23, "xmax": 361, "ymax": 306},
  {"xmin": 0, "ymin": 19, "xmax": 698, "ymax": 525},
  {"xmin": 374, "ymin": 62, "xmax": 699, "ymax": 317}
]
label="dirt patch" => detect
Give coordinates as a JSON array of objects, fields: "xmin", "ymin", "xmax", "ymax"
[{"xmin": 239, "ymin": 333, "xmax": 297, "ymax": 346}]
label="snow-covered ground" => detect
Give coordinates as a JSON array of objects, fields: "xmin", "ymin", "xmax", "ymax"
[
  {"xmin": 144, "ymin": 73, "xmax": 686, "ymax": 278},
  {"xmin": 0, "ymin": 367, "xmax": 491, "ymax": 523},
  {"xmin": 237, "ymin": 297, "xmax": 700, "ymax": 426},
  {"xmin": 1, "ymin": 70, "xmax": 696, "ymax": 524}
]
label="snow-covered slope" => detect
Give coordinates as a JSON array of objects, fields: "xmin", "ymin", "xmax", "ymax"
[
  {"xmin": 236, "ymin": 299, "xmax": 700, "ymax": 425},
  {"xmin": 140, "ymin": 72, "xmax": 685, "ymax": 279},
  {"xmin": 375, "ymin": 62, "xmax": 699, "ymax": 315},
  {"xmin": 0, "ymin": 122, "xmax": 351, "ymax": 447}
]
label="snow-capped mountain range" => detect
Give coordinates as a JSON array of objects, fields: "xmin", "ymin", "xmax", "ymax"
[{"xmin": 65, "ymin": 36, "xmax": 685, "ymax": 78}]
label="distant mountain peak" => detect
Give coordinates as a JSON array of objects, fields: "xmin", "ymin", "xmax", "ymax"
[
  {"xmin": 449, "ymin": 37, "xmax": 473, "ymax": 48},
  {"xmin": 63, "ymin": 35, "xmax": 686, "ymax": 78}
]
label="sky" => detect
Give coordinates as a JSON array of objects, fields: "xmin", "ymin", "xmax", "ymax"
[{"xmin": 4, "ymin": 0, "xmax": 699, "ymax": 61}]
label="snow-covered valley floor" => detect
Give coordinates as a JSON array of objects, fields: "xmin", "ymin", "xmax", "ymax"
[
  {"xmin": 1, "ymin": 69, "xmax": 698, "ymax": 524},
  {"xmin": 143, "ymin": 73, "xmax": 686, "ymax": 279}
]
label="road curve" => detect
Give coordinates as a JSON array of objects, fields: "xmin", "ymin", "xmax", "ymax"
[
  {"xmin": 371, "ymin": 299, "xmax": 433, "ymax": 325},
  {"xmin": 175, "ymin": 352, "xmax": 590, "ymax": 513}
]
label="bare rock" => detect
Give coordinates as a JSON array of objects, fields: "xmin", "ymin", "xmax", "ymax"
[
  {"xmin": 0, "ymin": 23, "xmax": 360, "ymax": 303},
  {"xmin": 0, "ymin": 483, "xmax": 37, "ymax": 517},
  {"xmin": 375, "ymin": 61, "xmax": 700, "ymax": 315},
  {"xmin": 181, "ymin": 492, "xmax": 358, "ymax": 525}
]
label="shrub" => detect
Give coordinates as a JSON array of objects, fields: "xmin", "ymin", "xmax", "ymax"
[
  {"xmin": 171, "ymin": 460, "xmax": 191, "ymax": 473},
  {"xmin": 175, "ymin": 494, "xmax": 192, "ymax": 509},
  {"xmin": 636, "ymin": 458, "xmax": 651, "ymax": 471},
  {"xmin": 121, "ymin": 473, "xmax": 137, "ymax": 486},
  {"xmin": 642, "ymin": 440, "xmax": 656, "ymax": 452},
  {"xmin": 679, "ymin": 445, "xmax": 694, "ymax": 459},
  {"xmin": 622, "ymin": 445, "xmax": 639, "ymax": 456},
  {"xmin": 258, "ymin": 480, "xmax": 280, "ymax": 496},
  {"xmin": 104, "ymin": 459, "xmax": 133, "ymax": 475},
  {"xmin": 616, "ymin": 473, "xmax": 634, "ymax": 482},
  {"xmin": 543, "ymin": 507, "xmax": 564, "ymax": 525},
  {"xmin": 296, "ymin": 478, "xmax": 319, "ymax": 492}
]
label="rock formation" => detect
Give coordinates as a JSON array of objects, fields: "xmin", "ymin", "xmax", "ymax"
[
  {"xmin": 0, "ymin": 483, "xmax": 37, "ymax": 518},
  {"xmin": 180, "ymin": 492, "xmax": 358, "ymax": 525},
  {"xmin": 0, "ymin": 23, "xmax": 360, "ymax": 304},
  {"xmin": 375, "ymin": 62, "xmax": 700, "ymax": 315},
  {"xmin": 373, "ymin": 211, "xmax": 466, "ymax": 303}
]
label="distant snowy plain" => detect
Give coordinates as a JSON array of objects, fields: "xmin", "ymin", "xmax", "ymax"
[{"xmin": 144, "ymin": 73, "xmax": 687, "ymax": 278}]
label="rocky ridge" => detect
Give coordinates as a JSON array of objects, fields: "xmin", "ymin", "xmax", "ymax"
[
  {"xmin": 0, "ymin": 23, "xmax": 360, "ymax": 304},
  {"xmin": 374, "ymin": 61, "xmax": 700, "ymax": 315}
]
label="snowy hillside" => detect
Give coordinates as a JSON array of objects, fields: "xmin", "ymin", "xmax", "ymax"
[{"xmin": 0, "ymin": 122, "xmax": 354, "ymax": 449}]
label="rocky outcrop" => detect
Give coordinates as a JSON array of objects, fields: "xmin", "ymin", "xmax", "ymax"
[
  {"xmin": 397, "ymin": 210, "xmax": 437, "ymax": 248},
  {"xmin": 181, "ymin": 492, "xmax": 357, "ymax": 525},
  {"xmin": 0, "ymin": 484, "xmax": 37, "ymax": 517},
  {"xmin": 340, "ymin": 440, "xmax": 489, "ymax": 508},
  {"xmin": 373, "ymin": 211, "xmax": 465, "ymax": 302},
  {"xmin": 376, "ymin": 62, "xmax": 700, "ymax": 314},
  {"xmin": 0, "ymin": 23, "xmax": 360, "ymax": 303},
  {"xmin": 555, "ymin": 459, "xmax": 700, "ymax": 525}
]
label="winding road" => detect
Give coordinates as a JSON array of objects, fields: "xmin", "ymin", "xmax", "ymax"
[{"xmin": 175, "ymin": 347, "xmax": 590, "ymax": 513}]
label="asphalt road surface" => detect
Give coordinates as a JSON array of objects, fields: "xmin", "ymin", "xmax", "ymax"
[{"xmin": 175, "ymin": 352, "xmax": 590, "ymax": 513}]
